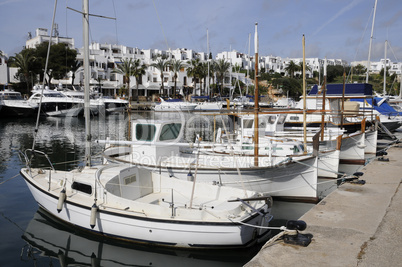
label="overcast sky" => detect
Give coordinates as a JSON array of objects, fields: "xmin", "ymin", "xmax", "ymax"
[{"xmin": 1, "ymin": 0, "xmax": 401, "ymax": 63}]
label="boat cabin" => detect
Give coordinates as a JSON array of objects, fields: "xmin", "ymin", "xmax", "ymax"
[{"xmin": 131, "ymin": 120, "xmax": 184, "ymax": 161}]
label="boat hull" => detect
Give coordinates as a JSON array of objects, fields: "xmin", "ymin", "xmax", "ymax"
[
  {"xmin": 105, "ymin": 150, "xmax": 318, "ymax": 202},
  {"xmin": 0, "ymin": 105, "xmax": 37, "ymax": 118},
  {"xmin": 338, "ymin": 132, "xmax": 366, "ymax": 175},
  {"xmin": 21, "ymin": 167, "xmax": 271, "ymax": 249}
]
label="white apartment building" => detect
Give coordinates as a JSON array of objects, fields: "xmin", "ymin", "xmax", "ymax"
[
  {"xmin": 25, "ymin": 27, "xmax": 74, "ymax": 49},
  {"xmin": 351, "ymin": 59, "xmax": 402, "ymax": 76},
  {"xmin": 5, "ymin": 27, "xmax": 402, "ymax": 97},
  {"xmin": 0, "ymin": 53, "xmax": 9, "ymax": 86}
]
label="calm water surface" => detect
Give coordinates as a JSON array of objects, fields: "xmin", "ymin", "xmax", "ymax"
[{"xmin": 0, "ymin": 111, "xmax": 349, "ymax": 267}]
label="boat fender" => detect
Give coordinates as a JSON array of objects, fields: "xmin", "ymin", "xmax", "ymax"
[
  {"xmin": 57, "ymin": 188, "xmax": 66, "ymax": 213},
  {"xmin": 90, "ymin": 203, "xmax": 98, "ymax": 229},
  {"xmin": 187, "ymin": 171, "xmax": 194, "ymax": 181}
]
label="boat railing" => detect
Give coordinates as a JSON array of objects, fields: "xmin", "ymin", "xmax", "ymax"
[{"xmin": 21, "ymin": 149, "xmax": 55, "ymax": 188}]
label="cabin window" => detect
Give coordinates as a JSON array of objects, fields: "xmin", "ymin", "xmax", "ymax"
[
  {"xmin": 136, "ymin": 124, "xmax": 156, "ymax": 141},
  {"xmin": 71, "ymin": 182, "xmax": 92, "ymax": 195},
  {"xmin": 268, "ymin": 116, "xmax": 276, "ymax": 124},
  {"xmin": 289, "ymin": 116, "xmax": 299, "ymax": 121},
  {"xmin": 278, "ymin": 114, "xmax": 287, "ymax": 124},
  {"xmin": 293, "ymin": 146, "xmax": 303, "ymax": 153},
  {"xmin": 243, "ymin": 119, "xmax": 253, "ymax": 128},
  {"xmin": 268, "ymin": 147, "xmax": 282, "ymax": 151},
  {"xmin": 124, "ymin": 174, "xmax": 136, "ymax": 185},
  {"xmin": 159, "ymin": 123, "xmax": 182, "ymax": 141}
]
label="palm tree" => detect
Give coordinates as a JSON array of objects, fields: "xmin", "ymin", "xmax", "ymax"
[
  {"xmin": 131, "ymin": 59, "xmax": 147, "ymax": 102},
  {"xmin": 151, "ymin": 57, "xmax": 170, "ymax": 96},
  {"xmin": 298, "ymin": 62, "xmax": 311, "ymax": 78},
  {"xmin": 10, "ymin": 49, "xmax": 36, "ymax": 94},
  {"xmin": 186, "ymin": 58, "xmax": 201, "ymax": 95},
  {"xmin": 113, "ymin": 58, "xmax": 136, "ymax": 100},
  {"xmin": 285, "ymin": 60, "xmax": 298, "ymax": 78},
  {"xmin": 214, "ymin": 58, "xmax": 231, "ymax": 96},
  {"xmin": 208, "ymin": 59, "xmax": 216, "ymax": 97},
  {"xmin": 354, "ymin": 64, "xmax": 366, "ymax": 75},
  {"xmin": 198, "ymin": 62, "xmax": 209, "ymax": 96},
  {"xmin": 170, "ymin": 59, "xmax": 185, "ymax": 98}
]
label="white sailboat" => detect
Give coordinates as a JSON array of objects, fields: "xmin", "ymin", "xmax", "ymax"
[{"xmin": 20, "ymin": 0, "xmax": 273, "ymax": 249}]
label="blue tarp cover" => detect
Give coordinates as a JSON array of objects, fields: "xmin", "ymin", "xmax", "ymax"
[
  {"xmin": 309, "ymin": 83, "xmax": 373, "ymax": 96},
  {"xmin": 350, "ymin": 97, "xmax": 402, "ymax": 116},
  {"xmin": 191, "ymin": 96, "xmax": 210, "ymax": 99}
]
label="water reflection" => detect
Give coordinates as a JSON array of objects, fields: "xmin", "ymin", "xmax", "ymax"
[{"xmin": 22, "ymin": 209, "xmax": 258, "ymax": 267}]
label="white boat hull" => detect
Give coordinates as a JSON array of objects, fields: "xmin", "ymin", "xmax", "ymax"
[
  {"xmin": 106, "ymin": 151, "xmax": 318, "ymax": 201},
  {"xmin": 21, "ymin": 165, "xmax": 271, "ymax": 248},
  {"xmin": 338, "ymin": 132, "xmax": 366, "ymax": 175},
  {"xmin": 317, "ymin": 149, "xmax": 340, "ymax": 178}
]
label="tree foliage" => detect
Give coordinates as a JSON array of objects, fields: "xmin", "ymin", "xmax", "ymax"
[
  {"xmin": 271, "ymin": 77, "xmax": 302, "ymax": 98},
  {"xmin": 35, "ymin": 42, "xmax": 77, "ymax": 84},
  {"xmin": 9, "ymin": 43, "xmax": 77, "ymax": 92}
]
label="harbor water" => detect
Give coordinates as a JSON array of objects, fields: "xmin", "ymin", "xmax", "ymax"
[{"xmin": 0, "ymin": 110, "xmax": 366, "ymax": 266}]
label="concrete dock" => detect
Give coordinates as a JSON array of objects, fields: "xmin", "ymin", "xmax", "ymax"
[{"xmin": 246, "ymin": 144, "xmax": 402, "ymax": 267}]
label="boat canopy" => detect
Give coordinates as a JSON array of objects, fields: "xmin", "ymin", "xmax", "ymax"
[
  {"xmin": 309, "ymin": 83, "xmax": 373, "ymax": 96},
  {"xmin": 350, "ymin": 97, "xmax": 402, "ymax": 116}
]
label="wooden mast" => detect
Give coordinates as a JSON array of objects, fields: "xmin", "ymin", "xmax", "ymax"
[
  {"xmin": 253, "ymin": 23, "xmax": 259, "ymax": 167},
  {"xmin": 302, "ymin": 35, "xmax": 307, "ymax": 152},
  {"xmin": 320, "ymin": 58, "xmax": 327, "ymax": 141},
  {"xmin": 383, "ymin": 40, "xmax": 387, "ymax": 95},
  {"xmin": 341, "ymin": 71, "xmax": 346, "ymax": 129}
]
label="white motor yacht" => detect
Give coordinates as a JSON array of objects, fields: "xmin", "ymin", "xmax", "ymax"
[
  {"xmin": 28, "ymin": 86, "xmax": 84, "ymax": 117},
  {"xmin": 0, "ymin": 89, "xmax": 38, "ymax": 118}
]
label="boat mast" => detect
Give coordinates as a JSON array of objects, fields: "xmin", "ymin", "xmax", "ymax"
[
  {"xmin": 253, "ymin": 23, "xmax": 259, "ymax": 167},
  {"xmin": 302, "ymin": 34, "xmax": 307, "ymax": 152},
  {"xmin": 320, "ymin": 57, "xmax": 327, "ymax": 141},
  {"xmin": 246, "ymin": 33, "xmax": 251, "ymax": 96},
  {"xmin": 206, "ymin": 28, "xmax": 210, "ymax": 97},
  {"xmin": 400, "ymin": 74, "xmax": 402, "ymax": 99},
  {"xmin": 383, "ymin": 40, "xmax": 387, "ymax": 95},
  {"xmin": 366, "ymin": 0, "xmax": 378, "ymax": 83},
  {"xmin": 83, "ymin": 0, "xmax": 91, "ymax": 166}
]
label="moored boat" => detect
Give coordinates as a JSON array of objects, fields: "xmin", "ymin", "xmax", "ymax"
[
  {"xmin": 0, "ymin": 89, "xmax": 38, "ymax": 118},
  {"xmin": 20, "ymin": 0, "xmax": 273, "ymax": 250},
  {"xmin": 28, "ymin": 86, "xmax": 84, "ymax": 117},
  {"xmin": 153, "ymin": 98, "xmax": 197, "ymax": 111},
  {"xmin": 101, "ymin": 118, "xmax": 319, "ymax": 202},
  {"xmin": 20, "ymin": 159, "xmax": 272, "ymax": 248}
]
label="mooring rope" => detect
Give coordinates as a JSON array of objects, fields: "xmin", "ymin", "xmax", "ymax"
[{"xmin": 0, "ymin": 173, "xmax": 20, "ymax": 186}]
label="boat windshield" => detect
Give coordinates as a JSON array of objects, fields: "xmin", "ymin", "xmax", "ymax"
[
  {"xmin": 243, "ymin": 119, "xmax": 253, "ymax": 128},
  {"xmin": 44, "ymin": 92, "xmax": 65, "ymax": 97},
  {"xmin": 1, "ymin": 93, "xmax": 23, "ymax": 100},
  {"xmin": 136, "ymin": 124, "xmax": 156, "ymax": 141},
  {"xmin": 159, "ymin": 123, "xmax": 182, "ymax": 141}
]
